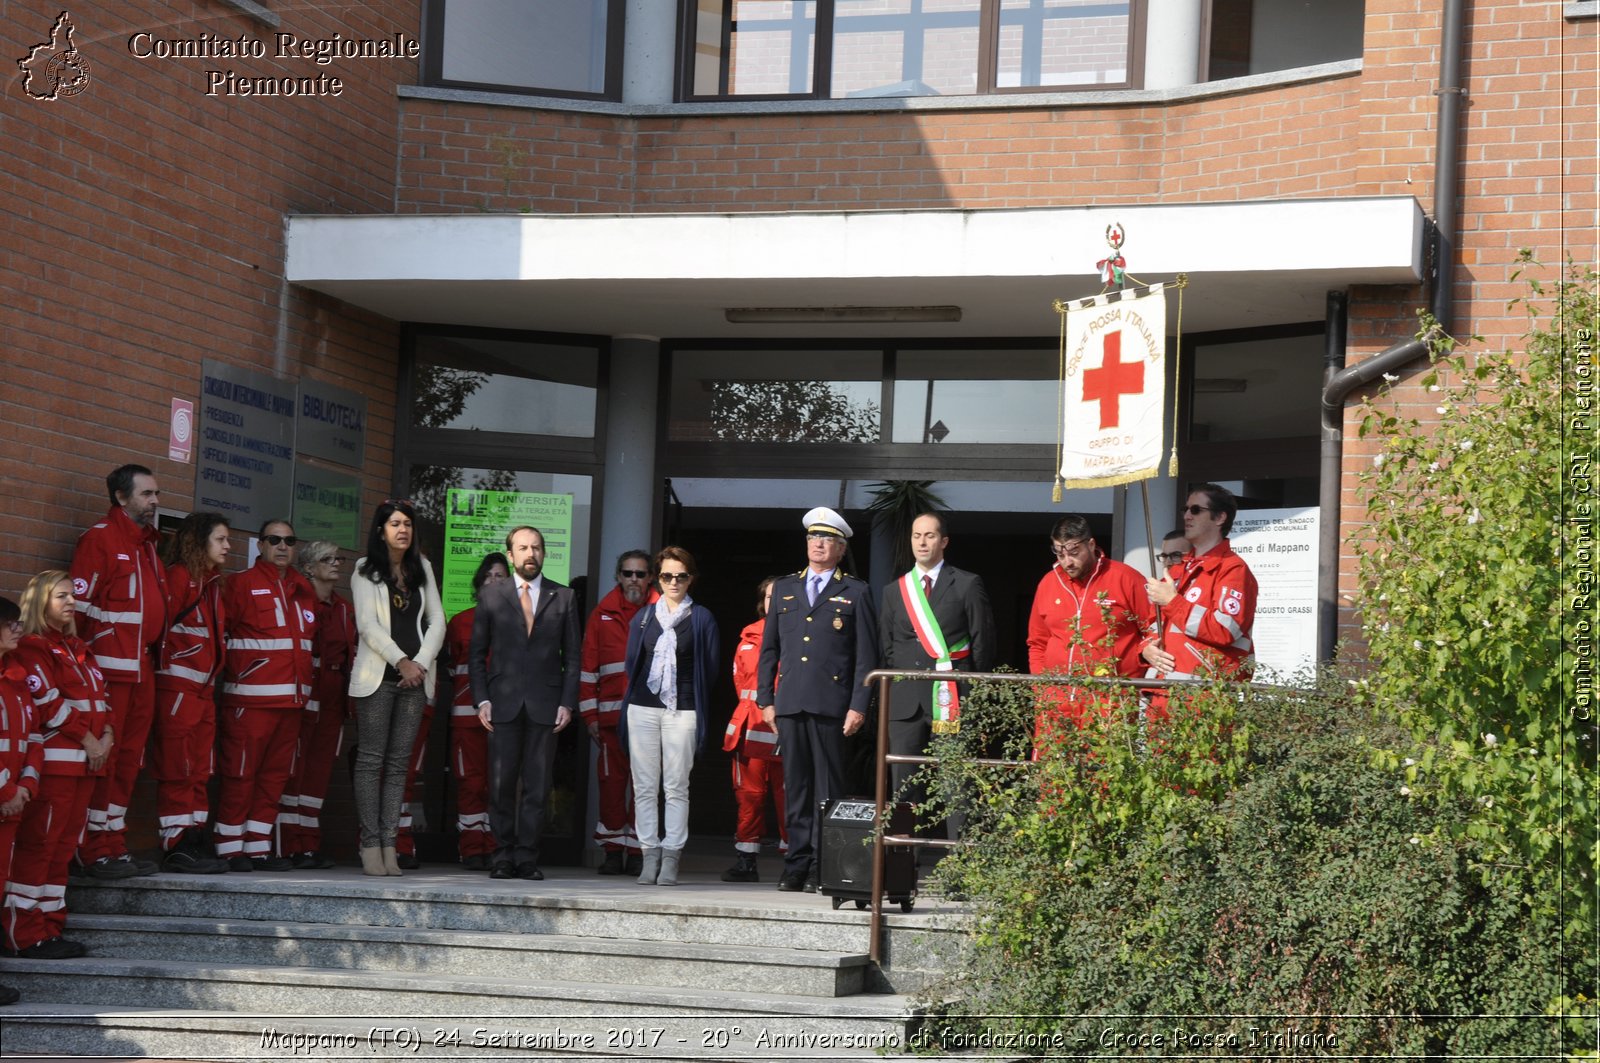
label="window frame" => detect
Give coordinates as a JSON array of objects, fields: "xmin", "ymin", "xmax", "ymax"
[
  {"xmin": 675, "ymin": 0, "xmax": 1146, "ymax": 102},
  {"xmin": 422, "ymin": 0, "xmax": 627, "ymax": 101}
]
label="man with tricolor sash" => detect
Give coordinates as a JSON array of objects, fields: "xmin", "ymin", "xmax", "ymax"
[{"xmin": 878, "ymin": 513, "xmax": 995, "ymax": 835}]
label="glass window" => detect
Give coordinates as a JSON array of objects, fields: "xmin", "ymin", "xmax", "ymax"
[
  {"xmin": 831, "ymin": 0, "xmax": 982, "ymax": 98},
  {"xmin": 1187, "ymin": 331, "xmax": 1321, "ymax": 443},
  {"xmin": 411, "ymin": 333, "xmax": 598, "ymax": 438},
  {"xmin": 428, "ymin": 0, "xmax": 622, "ymax": 98},
  {"xmin": 669, "ymin": 349, "xmax": 882, "ymax": 442},
  {"xmin": 699, "ymin": 0, "xmax": 819, "ymax": 96},
  {"xmin": 997, "ymin": 0, "xmax": 1130, "ymax": 88},
  {"xmin": 1205, "ymin": 0, "xmax": 1363, "ymax": 81},
  {"xmin": 891, "ymin": 348, "xmax": 1059, "ymax": 443}
]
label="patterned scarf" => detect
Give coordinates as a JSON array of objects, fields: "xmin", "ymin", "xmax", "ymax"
[{"xmin": 645, "ymin": 596, "xmax": 693, "ymax": 710}]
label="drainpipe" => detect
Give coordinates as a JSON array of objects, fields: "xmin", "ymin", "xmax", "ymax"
[{"xmin": 1316, "ymin": 0, "xmax": 1467, "ymax": 667}]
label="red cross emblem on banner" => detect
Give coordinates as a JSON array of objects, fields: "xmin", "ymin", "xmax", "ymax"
[{"xmin": 1081, "ymin": 331, "xmax": 1145, "ymax": 430}]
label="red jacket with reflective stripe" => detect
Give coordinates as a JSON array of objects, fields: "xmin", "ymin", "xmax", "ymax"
[
  {"xmin": 445, "ymin": 607, "xmax": 479, "ymax": 726},
  {"xmin": 70, "ymin": 505, "xmax": 168, "ymax": 683},
  {"xmin": 723, "ymin": 619, "xmax": 780, "ymax": 759},
  {"xmin": 1157, "ymin": 539, "xmax": 1258, "ymax": 680},
  {"xmin": 0, "ymin": 662, "xmax": 43, "ymax": 807},
  {"xmin": 579, "ymin": 585, "xmax": 648, "ymax": 728},
  {"xmin": 10, "ymin": 630, "xmax": 112, "ymax": 777},
  {"xmin": 155, "ymin": 563, "xmax": 227, "ymax": 695},
  {"xmin": 1027, "ymin": 555, "xmax": 1157, "ymax": 680},
  {"xmin": 221, "ymin": 559, "xmax": 318, "ymax": 710},
  {"xmin": 308, "ymin": 591, "xmax": 355, "ymax": 719}
]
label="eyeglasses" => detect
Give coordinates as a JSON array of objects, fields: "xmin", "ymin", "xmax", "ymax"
[
  {"xmin": 619, "ymin": 570, "xmax": 649, "ymax": 579},
  {"xmin": 1156, "ymin": 551, "xmax": 1189, "ymax": 565},
  {"xmin": 659, "ymin": 572, "xmax": 691, "ymax": 583},
  {"xmin": 262, "ymin": 535, "xmax": 298, "ymax": 546},
  {"xmin": 3, "ymin": 621, "xmax": 21, "ymax": 635},
  {"xmin": 1051, "ymin": 540, "xmax": 1091, "ymax": 558},
  {"xmin": 1184, "ymin": 504, "xmax": 1215, "ymax": 516},
  {"xmin": 806, "ymin": 533, "xmax": 841, "ymax": 542}
]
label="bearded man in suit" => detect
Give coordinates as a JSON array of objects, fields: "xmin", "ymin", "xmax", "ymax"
[
  {"xmin": 879, "ymin": 512, "xmax": 996, "ymax": 854},
  {"xmin": 469, "ymin": 525, "xmax": 580, "ymax": 881}
]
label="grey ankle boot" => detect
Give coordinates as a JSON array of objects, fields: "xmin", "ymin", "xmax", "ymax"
[
  {"xmin": 656, "ymin": 848, "xmax": 682, "ymax": 886},
  {"xmin": 637, "ymin": 848, "xmax": 661, "ymax": 884}
]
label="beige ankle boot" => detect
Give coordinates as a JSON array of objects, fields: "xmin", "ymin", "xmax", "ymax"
[
  {"xmin": 657, "ymin": 848, "xmax": 682, "ymax": 886},
  {"xmin": 381, "ymin": 846, "xmax": 403, "ymax": 876},
  {"xmin": 359, "ymin": 847, "xmax": 386, "ymax": 876}
]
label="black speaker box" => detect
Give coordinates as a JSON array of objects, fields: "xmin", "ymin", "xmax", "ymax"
[{"xmin": 818, "ymin": 797, "xmax": 917, "ymax": 910}]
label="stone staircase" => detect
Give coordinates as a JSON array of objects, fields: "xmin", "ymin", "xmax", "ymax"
[{"xmin": 0, "ymin": 862, "xmax": 966, "ymax": 1060}]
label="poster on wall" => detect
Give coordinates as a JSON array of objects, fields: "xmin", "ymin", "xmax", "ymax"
[
  {"xmin": 292, "ymin": 463, "xmax": 363, "ymax": 551},
  {"xmin": 442, "ymin": 488, "xmax": 574, "ymax": 617},
  {"xmin": 1228, "ymin": 506, "xmax": 1320, "ymax": 683},
  {"xmin": 196, "ymin": 360, "xmax": 296, "ymax": 527}
]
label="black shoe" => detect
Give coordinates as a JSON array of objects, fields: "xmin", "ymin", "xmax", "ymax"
[
  {"xmin": 777, "ymin": 872, "xmax": 807, "ymax": 892},
  {"xmin": 597, "ymin": 850, "xmax": 624, "ymax": 875},
  {"xmin": 131, "ymin": 856, "xmax": 159, "ymax": 877},
  {"xmin": 252, "ymin": 856, "xmax": 295, "ymax": 872},
  {"xmin": 86, "ymin": 855, "xmax": 141, "ymax": 880},
  {"xmin": 227, "ymin": 855, "xmax": 254, "ymax": 872},
  {"xmin": 721, "ymin": 854, "xmax": 760, "ymax": 882},
  {"xmin": 804, "ymin": 878, "xmax": 819, "ymax": 894},
  {"xmin": 517, "ymin": 862, "xmax": 544, "ymax": 880},
  {"xmin": 397, "ymin": 852, "xmax": 420, "ymax": 870},
  {"xmin": 15, "ymin": 937, "xmax": 87, "ymax": 960},
  {"xmin": 462, "ymin": 854, "xmax": 489, "ymax": 871},
  {"xmin": 0, "ymin": 984, "xmax": 18, "ymax": 1005},
  {"xmin": 624, "ymin": 853, "xmax": 643, "ymax": 876},
  {"xmin": 163, "ymin": 848, "xmax": 229, "ymax": 875},
  {"xmin": 489, "ymin": 861, "xmax": 515, "ymax": 880}
]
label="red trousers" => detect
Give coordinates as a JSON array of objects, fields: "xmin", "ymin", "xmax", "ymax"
[
  {"xmin": 730, "ymin": 753, "xmax": 786, "ymax": 853},
  {"xmin": 395, "ymin": 703, "xmax": 433, "ymax": 857},
  {"xmin": 278, "ymin": 702, "xmax": 346, "ymax": 854},
  {"xmin": 215, "ymin": 705, "xmax": 300, "ymax": 859},
  {"xmin": 149, "ymin": 688, "xmax": 217, "ymax": 852},
  {"xmin": 81, "ymin": 679, "xmax": 154, "ymax": 862},
  {"xmin": 592, "ymin": 725, "xmax": 638, "ymax": 854},
  {"xmin": 4, "ymin": 774, "xmax": 93, "ymax": 951},
  {"xmin": 451, "ymin": 723, "xmax": 493, "ymax": 859}
]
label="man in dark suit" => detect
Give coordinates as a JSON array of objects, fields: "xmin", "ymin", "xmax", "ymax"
[
  {"xmin": 879, "ymin": 513, "xmax": 996, "ymax": 856},
  {"xmin": 469, "ymin": 525, "xmax": 580, "ymax": 880},
  {"xmin": 757, "ymin": 506, "xmax": 878, "ymax": 893}
]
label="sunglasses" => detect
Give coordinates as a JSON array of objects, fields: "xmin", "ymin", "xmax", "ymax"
[
  {"xmin": 262, "ymin": 535, "xmax": 298, "ymax": 546},
  {"xmin": 385, "ymin": 498, "xmax": 414, "ymax": 509},
  {"xmin": 1156, "ymin": 551, "xmax": 1189, "ymax": 564},
  {"xmin": 1184, "ymin": 504, "xmax": 1215, "ymax": 516},
  {"xmin": 620, "ymin": 569, "xmax": 649, "ymax": 579},
  {"xmin": 659, "ymin": 572, "xmax": 691, "ymax": 583}
]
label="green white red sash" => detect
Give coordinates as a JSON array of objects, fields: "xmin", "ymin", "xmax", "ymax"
[{"xmin": 898, "ymin": 571, "xmax": 971, "ymax": 734}]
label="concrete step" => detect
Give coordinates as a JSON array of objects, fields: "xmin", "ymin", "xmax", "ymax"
[
  {"xmin": 8, "ymin": 958, "xmax": 923, "ymax": 1042},
  {"xmin": 67, "ymin": 873, "xmax": 890, "ymax": 954},
  {"xmin": 0, "ymin": 1004, "xmax": 930, "ymax": 1061},
  {"xmin": 69, "ymin": 913, "xmax": 869, "ymax": 997}
]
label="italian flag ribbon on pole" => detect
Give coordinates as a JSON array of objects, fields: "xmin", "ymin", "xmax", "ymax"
[{"xmin": 898, "ymin": 572, "xmax": 971, "ymax": 734}]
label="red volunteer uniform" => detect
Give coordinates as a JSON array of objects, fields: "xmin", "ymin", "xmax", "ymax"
[
  {"xmin": 215, "ymin": 559, "xmax": 317, "ymax": 861},
  {"xmin": 151, "ymin": 563, "xmax": 227, "ymax": 852},
  {"xmin": 1027, "ymin": 555, "xmax": 1157, "ymax": 733},
  {"xmin": 70, "ymin": 504, "xmax": 167, "ymax": 863},
  {"xmin": 445, "ymin": 607, "xmax": 492, "ymax": 861},
  {"xmin": 722, "ymin": 619, "xmax": 785, "ymax": 855},
  {"xmin": 1154, "ymin": 539, "xmax": 1258, "ymax": 681},
  {"xmin": 0, "ymin": 662, "xmax": 43, "ymax": 940},
  {"xmin": 578, "ymin": 585, "xmax": 648, "ymax": 857},
  {"xmin": 279, "ymin": 591, "xmax": 355, "ymax": 857},
  {"xmin": 4, "ymin": 631, "xmax": 110, "ymax": 952}
]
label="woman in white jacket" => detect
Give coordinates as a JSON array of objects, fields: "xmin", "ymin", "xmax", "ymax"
[{"xmin": 349, "ymin": 499, "xmax": 444, "ymax": 876}]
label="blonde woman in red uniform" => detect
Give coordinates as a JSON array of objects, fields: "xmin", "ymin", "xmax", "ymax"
[
  {"xmin": 0, "ymin": 596, "xmax": 43, "ymax": 1001},
  {"xmin": 4, "ymin": 572, "xmax": 112, "ymax": 959}
]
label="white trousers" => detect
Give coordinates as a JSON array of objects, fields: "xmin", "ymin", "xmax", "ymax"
[{"xmin": 627, "ymin": 703, "xmax": 696, "ymax": 851}]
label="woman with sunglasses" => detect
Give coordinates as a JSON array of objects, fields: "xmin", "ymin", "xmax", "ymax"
[
  {"xmin": 348, "ymin": 499, "xmax": 444, "ymax": 876},
  {"xmin": 4, "ymin": 572, "xmax": 112, "ymax": 959},
  {"xmin": 620, "ymin": 547, "xmax": 721, "ymax": 886},
  {"xmin": 150, "ymin": 512, "xmax": 232, "ymax": 874}
]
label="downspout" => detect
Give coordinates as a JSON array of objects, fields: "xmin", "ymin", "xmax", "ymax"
[{"xmin": 1316, "ymin": 0, "xmax": 1467, "ymax": 666}]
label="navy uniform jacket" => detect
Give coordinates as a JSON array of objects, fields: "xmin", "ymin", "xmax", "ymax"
[{"xmin": 756, "ymin": 568, "xmax": 878, "ymax": 717}]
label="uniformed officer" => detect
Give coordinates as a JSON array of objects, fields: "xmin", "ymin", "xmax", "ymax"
[{"xmin": 756, "ymin": 507, "xmax": 878, "ymax": 893}]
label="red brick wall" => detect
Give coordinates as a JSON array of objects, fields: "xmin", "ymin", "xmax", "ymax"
[{"xmin": 0, "ymin": 0, "xmax": 421, "ymax": 594}]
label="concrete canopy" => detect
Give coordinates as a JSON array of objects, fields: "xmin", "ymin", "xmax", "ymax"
[{"xmin": 285, "ymin": 198, "xmax": 1425, "ymax": 338}]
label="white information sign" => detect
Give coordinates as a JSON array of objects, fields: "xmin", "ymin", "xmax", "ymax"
[{"xmin": 1228, "ymin": 506, "xmax": 1320, "ymax": 683}]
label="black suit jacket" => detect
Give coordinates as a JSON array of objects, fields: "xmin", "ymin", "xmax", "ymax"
[
  {"xmin": 757, "ymin": 569, "xmax": 878, "ymax": 718},
  {"xmin": 469, "ymin": 576, "xmax": 581, "ymax": 725},
  {"xmin": 878, "ymin": 564, "xmax": 996, "ymax": 721}
]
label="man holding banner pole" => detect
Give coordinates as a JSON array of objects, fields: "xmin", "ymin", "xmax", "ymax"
[{"xmin": 878, "ymin": 513, "xmax": 995, "ymax": 853}]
